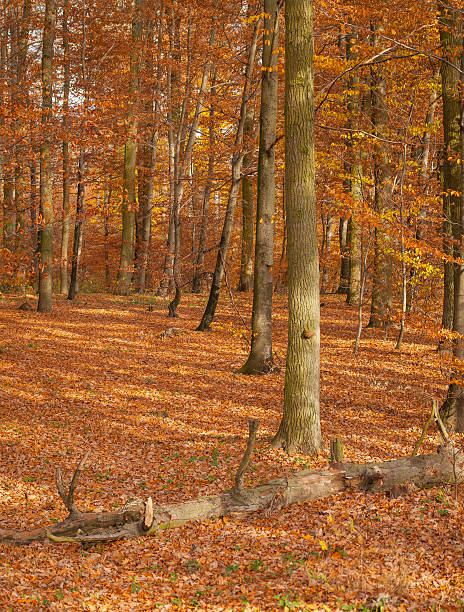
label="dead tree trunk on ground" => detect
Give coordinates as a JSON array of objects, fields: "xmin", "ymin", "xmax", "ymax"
[{"xmin": 1, "ymin": 427, "xmax": 461, "ymax": 546}]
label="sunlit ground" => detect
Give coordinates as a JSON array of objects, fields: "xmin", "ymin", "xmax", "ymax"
[{"xmin": 0, "ymin": 292, "xmax": 462, "ymax": 610}]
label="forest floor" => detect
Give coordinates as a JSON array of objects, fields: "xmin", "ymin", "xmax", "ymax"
[{"xmin": 0, "ymin": 291, "xmax": 463, "ymax": 611}]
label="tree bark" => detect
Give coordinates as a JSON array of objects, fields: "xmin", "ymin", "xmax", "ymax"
[
  {"xmin": 116, "ymin": 0, "xmax": 145, "ymax": 295},
  {"xmin": 271, "ymin": 0, "xmax": 322, "ymax": 455},
  {"xmin": 239, "ymin": 0, "xmax": 280, "ymax": 374},
  {"xmin": 2, "ymin": 444, "xmax": 460, "ymax": 546},
  {"xmin": 37, "ymin": 0, "xmax": 57, "ymax": 313},
  {"xmin": 238, "ymin": 108, "xmax": 255, "ymax": 293},
  {"xmin": 197, "ymin": 22, "xmax": 260, "ymax": 331},
  {"xmin": 67, "ymin": 150, "xmax": 85, "ymax": 300},
  {"xmin": 439, "ymin": 2, "xmax": 461, "ymax": 331},
  {"xmin": 60, "ymin": 0, "xmax": 70, "ymax": 295},
  {"xmin": 441, "ymin": 11, "xmax": 464, "ymax": 432},
  {"xmin": 367, "ymin": 23, "xmax": 393, "ymax": 329},
  {"xmin": 336, "ymin": 217, "xmax": 350, "ymax": 294}
]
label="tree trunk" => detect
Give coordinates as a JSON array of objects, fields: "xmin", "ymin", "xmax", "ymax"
[
  {"xmin": 192, "ymin": 76, "xmax": 215, "ymax": 295},
  {"xmin": 197, "ymin": 22, "xmax": 260, "ymax": 331},
  {"xmin": 116, "ymin": 0, "xmax": 145, "ymax": 295},
  {"xmin": 2, "ymin": 443, "xmax": 460, "ymax": 546},
  {"xmin": 67, "ymin": 150, "xmax": 85, "ymax": 300},
  {"xmin": 238, "ymin": 108, "xmax": 255, "ymax": 293},
  {"xmin": 37, "ymin": 0, "xmax": 57, "ymax": 313},
  {"xmin": 336, "ymin": 217, "xmax": 350, "ymax": 294},
  {"xmin": 441, "ymin": 11, "xmax": 464, "ymax": 432},
  {"xmin": 103, "ymin": 185, "xmax": 111, "ymax": 291},
  {"xmin": 439, "ymin": 2, "xmax": 461, "ymax": 331},
  {"xmin": 367, "ymin": 23, "xmax": 393, "ymax": 329},
  {"xmin": 239, "ymin": 0, "xmax": 280, "ymax": 374},
  {"xmin": 272, "ymin": 0, "xmax": 322, "ymax": 455},
  {"xmin": 60, "ymin": 0, "xmax": 70, "ymax": 295},
  {"xmin": 320, "ymin": 213, "xmax": 335, "ymax": 294}
]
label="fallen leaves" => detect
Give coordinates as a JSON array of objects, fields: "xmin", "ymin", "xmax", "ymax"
[{"xmin": 0, "ymin": 292, "xmax": 462, "ymax": 610}]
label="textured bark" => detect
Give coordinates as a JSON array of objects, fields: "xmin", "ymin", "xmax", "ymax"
[
  {"xmin": 440, "ymin": 8, "xmax": 464, "ymax": 433},
  {"xmin": 103, "ymin": 186, "xmax": 111, "ymax": 291},
  {"xmin": 197, "ymin": 23, "xmax": 260, "ymax": 331},
  {"xmin": 367, "ymin": 25, "xmax": 393, "ymax": 329},
  {"xmin": 37, "ymin": 0, "xmax": 57, "ymax": 313},
  {"xmin": 12, "ymin": 1, "xmax": 31, "ymax": 258},
  {"xmin": 439, "ymin": 2, "xmax": 461, "ymax": 331},
  {"xmin": 135, "ymin": 6, "xmax": 164, "ymax": 293},
  {"xmin": 60, "ymin": 0, "xmax": 70, "ymax": 295},
  {"xmin": 2, "ymin": 445, "xmax": 460, "ymax": 546},
  {"xmin": 116, "ymin": 0, "xmax": 145, "ymax": 295},
  {"xmin": 238, "ymin": 108, "xmax": 255, "ymax": 293},
  {"xmin": 240, "ymin": 0, "xmax": 280, "ymax": 374},
  {"xmin": 272, "ymin": 0, "xmax": 322, "ymax": 454},
  {"xmin": 344, "ymin": 30, "xmax": 362, "ymax": 307}
]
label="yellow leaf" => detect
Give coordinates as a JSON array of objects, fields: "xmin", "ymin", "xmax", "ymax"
[{"xmin": 319, "ymin": 540, "xmax": 328, "ymax": 551}]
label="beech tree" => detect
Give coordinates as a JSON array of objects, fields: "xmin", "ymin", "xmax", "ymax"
[
  {"xmin": 37, "ymin": 0, "xmax": 57, "ymax": 313},
  {"xmin": 239, "ymin": 0, "xmax": 281, "ymax": 375},
  {"xmin": 271, "ymin": 0, "xmax": 322, "ymax": 455}
]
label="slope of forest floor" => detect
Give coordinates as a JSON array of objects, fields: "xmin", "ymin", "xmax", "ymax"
[{"xmin": 0, "ymin": 292, "xmax": 462, "ymax": 611}]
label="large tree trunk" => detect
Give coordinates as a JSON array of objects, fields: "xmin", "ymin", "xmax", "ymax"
[
  {"xmin": 1, "ymin": 442, "xmax": 460, "ymax": 546},
  {"xmin": 37, "ymin": 0, "xmax": 57, "ymax": 313},
  {"xmin": 197, "ymin": 22, "xmax": 260, "ymax": 331},
  {"xmin": 239, "ymin": 0, "xmax": 281, "ymax": 374},
  {"xmin": 116, "ymin": 0, "xmax": 145, "ymax": 295},
  {"xmin": 440, "ymin": 9, "xmax": 464, "ymax": 432},
  {"xmin": 439, "ymin": 2, "xmax": 461, "ymax": 331},
  {"xmin": 271, "ymin": 0, "xmax": 322, "ymax": 455},
  {"xmin": 60, "ymin": 0, "xmax": 70, "ymax": 295}
]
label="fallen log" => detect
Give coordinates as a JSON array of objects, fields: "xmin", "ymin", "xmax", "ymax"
[{"xmin": 1, "ymin": 423, "xmax": 462, "ymax": 546}]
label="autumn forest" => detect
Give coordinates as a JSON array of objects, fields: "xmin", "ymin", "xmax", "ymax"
[{"xmin": 0, "ymin": 0, "xmax": 464, "ymax": 609}]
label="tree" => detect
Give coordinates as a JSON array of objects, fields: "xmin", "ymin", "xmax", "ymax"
[
  {"xmin": 271, "ymin": 0, "xmax": 322, "ymax": 455},
  {"xmin": 116, "ymin": 0, "xmax": 145, "ymax": 295},
  {"xmin": 239, "ymin": 0, "xmax": 281, "ymax": 374},
  {"xmin": 197, "ymin": 20, "xmax": 260, "ymax": 332},
  {"xmin": 37, "ymin": 0, "xmax": 57, "ymax": 313},
  {"xmin": 367, "ymin": 21, "xmax": 393, "ymax": 330},
  {"xmin": 439, "ymin": 1, "xmax": 464, "ymax": 432}
]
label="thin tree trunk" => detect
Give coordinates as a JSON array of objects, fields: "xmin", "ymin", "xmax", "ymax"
[
  {"xmin": 320, "ymin": 213, "xmax": 335, "ymax": 294},
  {"xmin": 336, "ymin": 217, "xmax": 350, "ymax": 294},
  {"xmin": 116, "ymin": 0, "xmax": 145, "ymax": 295},
  {"xmin": 239, "ymin": 0, "xmax": 281, "ymax": 374},
  {"xmin": 192, "ymin": 72, "xmax": 216, "ymax": 294},
  {"xmin": 367, "ymin": 22, "xmax": 393, "ymax": 329},
  {"xmin": 60, "ymin": 0, "xmax": 70, "ymax": 295},
  {"xmin": 272, "ymin": 0, "xmax": 322, "ymax": 455},
  {"xmin": 135, "ymin": 4, "xmax": 164, "ymax": 293},
  {"xmin": 238, "ymin": 108, "xmax": 255, "ymax": 293},
  {"xmin": 197, "ymin": 22, "xmax": 260, "ymax": 331},
  {"xmin": 37, "ymin": 0, "xmax": 57, "ymax": 313},
  {"xmin": 103, "ymin": 185, "xmax": 111, "ymax": 291},
  {"xmin": 67, "ymin": 150, "xmax": 85, "ymax": 300}
]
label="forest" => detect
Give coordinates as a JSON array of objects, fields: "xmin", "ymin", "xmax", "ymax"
[{"xmin": 0, "ymin": 0, "xmax": 464, "ymax": 609}]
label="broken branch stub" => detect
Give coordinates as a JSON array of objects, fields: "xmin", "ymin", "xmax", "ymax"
[{"xmin": 56, "ymin": 451, "xmax": 90, "ymax": 519}]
